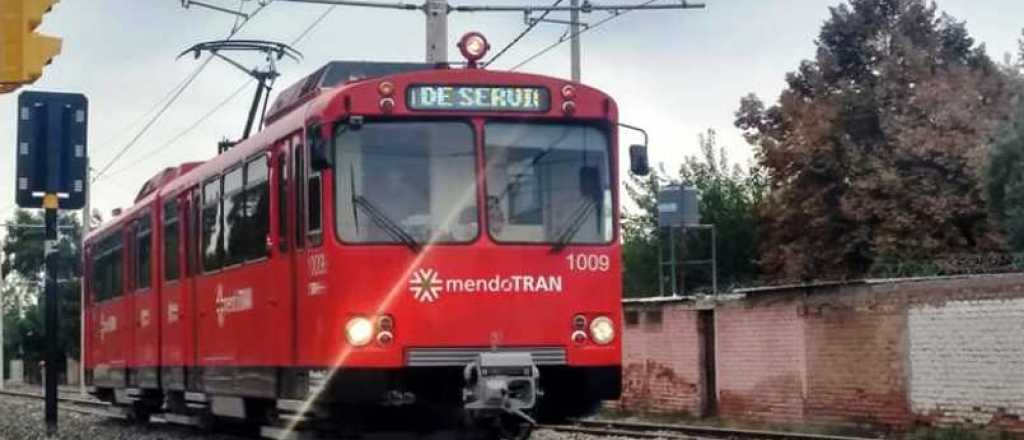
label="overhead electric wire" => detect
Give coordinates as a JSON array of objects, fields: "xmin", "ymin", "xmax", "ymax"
[
  {"xmin": 99, "ymin": 5, "xmax": 337, "ymax": 181},
  {"xmin": 509, "ymin": 0, "xmax": 660, "ymax": 71},
  {"xmin": 91, "ymin": 56, "xmax": 216, "ymax": 181},
  {"xmin": 103, "ymin": 80, "xmax": 254, "ymax": 178},
  {"xmin": 90, "ymin": 0, "xmax": 274, "ymax": 183},
  {"xmin": 485, "ymin": 0, "xmax": 563, "ymax": 67}
]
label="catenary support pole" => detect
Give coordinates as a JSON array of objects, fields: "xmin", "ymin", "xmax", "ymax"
[
  {"xmin": 425, "ymin": 0, "xmax": 448, "ymax": 63},
  {"xmin": 43, "ymin": 194, "xmax": 59, "ymax": 436},
  {"xmin": 570, "ymin": 0, "xmax": 580, "ymax": 82}
]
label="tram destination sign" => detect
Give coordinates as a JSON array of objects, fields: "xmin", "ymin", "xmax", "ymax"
[{"xmin": 407, "ymin": 85, "xmax": 549, "ymax": 112}]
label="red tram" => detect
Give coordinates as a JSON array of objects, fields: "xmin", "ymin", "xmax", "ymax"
[{"xmin": 83, "ymin": 33, "xmax": 647, "ymax": 438}]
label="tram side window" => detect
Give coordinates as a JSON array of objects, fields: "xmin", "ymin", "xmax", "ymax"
[
  {"xmin": 164, "ymin": 199, "xmax": 180, "ymax": 281},
  {"xmin": 241, "ymin": 156, "xmax": 270, "ymax": 260},
  {"xmin": 187, "ymin": 193, "xmax": 198, "ymax": 276},
  {"xmin": 294, "ymin": 145, "xmax": 305, "ymax": 248},
  {"xmin": 135, "ymin": 214, "xmax": 152, "ymax": 290},
  {"xmin": 277, "ymin": 154, "xmax": 288, "ymax": 252},
  {"xmin": 93, "ymin": 233, "xmax": 124, "ymax": 302},
  {"xmin": 202, "ymin": 178, "xmax": 223, "ymax": 272},
  {"xmin": 308, "ymin": 169, "xmax": 322, "ymax": 246},
  {"xmin": 223, "ymin": 167, "xmax": 245, "ymax": 266},
  {"xmin": 306, "ymin": 128, "xmax": 323, "ymax": 246}
]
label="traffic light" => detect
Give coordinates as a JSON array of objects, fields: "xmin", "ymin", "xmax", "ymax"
[{"xmin": 0, "ymin": 0, "xmax": 62, "ymax": 92}]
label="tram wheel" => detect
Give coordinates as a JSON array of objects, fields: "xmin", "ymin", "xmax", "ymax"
[
  {"xmin": 127, "ymin": 403, "xmax": 152, "ymax": 425},
  {"xmin": 492, "ymin": 415, "xmax": 533, "ymax": 440}
]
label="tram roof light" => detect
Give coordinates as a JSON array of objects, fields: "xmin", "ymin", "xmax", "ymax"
[{"xmin": 458, "ymin": 32, "xmax": 490, "ymax": 66}]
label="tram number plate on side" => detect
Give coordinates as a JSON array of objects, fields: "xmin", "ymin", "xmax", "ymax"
[{"xmin": 566, "ymin": 253, "xmax": 610, "ymax": 272}]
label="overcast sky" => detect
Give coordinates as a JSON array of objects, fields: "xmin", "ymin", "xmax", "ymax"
[{"xmin": 1, "ymin": 0, "xmax": 1022, "ymax": 223}]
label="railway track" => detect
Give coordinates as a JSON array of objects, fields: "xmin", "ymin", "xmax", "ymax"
[
  {"xmin": 0, "ymin": 388, "xmax": 115, "ymax": 418},
  {"xmin": 0, "ymin": 389, "xmax": 881, "ymax": 440},
  {"xmin": 541, "ymin": 419, "xmax": 882, "ymax": 440}
]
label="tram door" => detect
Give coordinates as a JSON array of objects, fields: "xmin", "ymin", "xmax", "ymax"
[{"xmin": 270, "ymin": 134, "xmax": 302, "ymax": 365}]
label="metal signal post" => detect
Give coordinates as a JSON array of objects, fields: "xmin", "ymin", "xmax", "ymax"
[
  {"xmin": 14, "ymin": 91, "xmax": 89, "ymax": 436},
  {"xmin": 43, "ymin": 194, "xmax": 59, "ymax": 435}
]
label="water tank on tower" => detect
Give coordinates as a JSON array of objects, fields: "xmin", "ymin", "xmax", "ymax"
[{"xmin": 656, "ymin": 184, "xmax": 701, "ymax": 228}]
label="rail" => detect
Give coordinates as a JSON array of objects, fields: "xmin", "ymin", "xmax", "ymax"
[{"xmin": 0, "ymin": 388, "xmax": 113, "ymax": 417}]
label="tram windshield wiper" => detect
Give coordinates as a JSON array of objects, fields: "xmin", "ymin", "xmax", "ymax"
[
  {"xmin": 550, "ymin": 198, "xmax": 597, "ymax": 253},
  {"xmin": 352, "ymin": 195, "xmax": 422, "ymax": 253}
]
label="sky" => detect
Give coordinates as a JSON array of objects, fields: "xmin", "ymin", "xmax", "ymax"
[{"xmin": 1, "ymin": 0, "xmax": 1022, "ymax": 224}]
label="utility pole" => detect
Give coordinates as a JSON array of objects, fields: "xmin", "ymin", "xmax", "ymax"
[
  {"xmin": 570, "ymin": 0, "xmax": 581, "ymax": 82},
  {"xmin": 425, "ymin": 0, "xmax": 448, "ymax": 64}
]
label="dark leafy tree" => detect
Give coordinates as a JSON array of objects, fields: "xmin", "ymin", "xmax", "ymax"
[
  {"xmin": 736, "ymin": 0, "xmax": 1016, "ymax": 280},
  {"xmin": 2, "ymin": 209, "xmax": 84, "ymax": 374}
]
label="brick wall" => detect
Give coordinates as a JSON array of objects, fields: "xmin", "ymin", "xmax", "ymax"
[
  {"xmin": 715, "ymin": 300, "xmax": 807, "ymax": 424},
  {"xmin": 617, "ymin": 274, "xmax": 1024, "ymax": 435},
  {"xmin": 908, "ymin": 298, "xmax": 1024, "ymax": 431},
  {"xmin": 802, "ymin": 299, "xmax": 910, "ymax": 427},
  {"xmin": 615, "ymin": 302, "xmax": 705, "ymax": 416}
]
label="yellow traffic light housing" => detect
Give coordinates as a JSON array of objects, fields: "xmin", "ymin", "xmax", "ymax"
[{"xmin": 0, "ymin": 0, "xmax": 63, "ymax": 91}]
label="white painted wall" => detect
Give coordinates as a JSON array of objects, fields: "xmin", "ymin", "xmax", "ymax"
[{"xmin": 908, "ymin": 298, "xmax": 1024, "ymax": 424}]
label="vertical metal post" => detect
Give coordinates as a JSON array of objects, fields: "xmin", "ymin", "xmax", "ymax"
[
  {"xmin": 668, "ymin": 226, "xmax": 676, "ymax": 296},
  {"xmin": 657, "ymin": 228, "xmax": 664, "ymax": 297},
  {"xmin": 711, "ymin": 225, "xmax": 717, "ymax": 295},
  {"xmin": 1, "ymin": 271, "xmax": 4, "ymax": 392},
  {"xmin": 80, "ymin": 161, "xmax": 89, "ymax": 395},
  {"xmin": 424, "ymin": 0, "xmax": 448, "ymax": 63},
  {"xmin": 43, "ymin": 194, "xmax": 59, "ymax": 436},
  {"xmin": 570, "ymin": 0, "xmax": 581, "ymax": 82}
]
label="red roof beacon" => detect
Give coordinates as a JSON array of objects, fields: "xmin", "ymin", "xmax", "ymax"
[{"xmin": 457, "ymin": 32, "xmax": 490, "ymax": 68}]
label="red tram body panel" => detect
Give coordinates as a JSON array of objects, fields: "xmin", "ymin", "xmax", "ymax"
[{"xmin": 84, "ymin": 59, "xmax": 626, "ymax": 426}]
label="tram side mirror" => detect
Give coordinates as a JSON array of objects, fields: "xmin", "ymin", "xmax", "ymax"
[
  {"xmin": 629, "ymin": 144, "xmax": 650, "ymax": 176},
  {"xmin": 308, "ymin": 125, "xmax": 332, "ymax": 171},
  {"xmin": 579, "ymin": 166, "xmax": 601, "ymax": 201}
]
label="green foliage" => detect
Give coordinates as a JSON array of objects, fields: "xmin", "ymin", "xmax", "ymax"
[
  {"xmin": 622, "ymin": 130, "xmax": 765, "ymax": 297},
  {"xmin": 1, "ymin": 209, "xmax": 83, "ymax": 371},
  {"xmin": 736, "ymin": 0, "xmax": 1017, "ymax": 280},
  {"xmin": 987, "ymin": 92, "xmax": 1024, "ymax": 252}
]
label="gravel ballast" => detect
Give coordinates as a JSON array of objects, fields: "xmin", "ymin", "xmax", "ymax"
[
  {"xmin": 0, "ymin": 395, "xmax": 239, "ymax": 440},
  {"xmin": 0, "ymin": 394, "xmax": 663, "ymax": 439}
]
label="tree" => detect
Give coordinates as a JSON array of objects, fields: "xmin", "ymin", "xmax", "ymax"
[
  {"xmin": 1, "ymin": 209, "xmax": 84, "ymax": 371},
  {"xmin": 736, "ymin": 0, "xmax": 1017, "ymax": 280},
  {"xmin": 987, "ymin": 87, "xmax": 1024, "ymax": 251},
  {"xmin": 622, "ymin": 130, "xmax": 765, "ymax": 296},
  {"xmin": 985, "ymin": 32, "xmax": 1024, "ymax": 253}
]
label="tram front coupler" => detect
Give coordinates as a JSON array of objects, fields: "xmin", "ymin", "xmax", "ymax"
[{"xmin": 462, "ymin": 352, "xmax": 541, "ymax": 426}]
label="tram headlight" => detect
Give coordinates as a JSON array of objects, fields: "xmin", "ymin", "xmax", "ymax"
[
  {"xmin": 589, "ymin": 316, "xmax": 615, "ymax": 345},
  {"xmin": 378, "ymin": 81, "xmax": 396, "ymax": 97},
  {"xmin": 345, "ymin": 317, "xmax": 374, "ymax": 347}
]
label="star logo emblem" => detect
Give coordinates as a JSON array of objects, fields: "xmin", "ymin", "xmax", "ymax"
[{"xmin": 409, "ymin": 268, "xmax": 443, "ymax": 303}]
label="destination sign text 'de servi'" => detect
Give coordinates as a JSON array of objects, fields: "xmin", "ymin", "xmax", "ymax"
[{"xmin": 407, "ymin": 85, "xmax": 550, "ymax": 112}]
